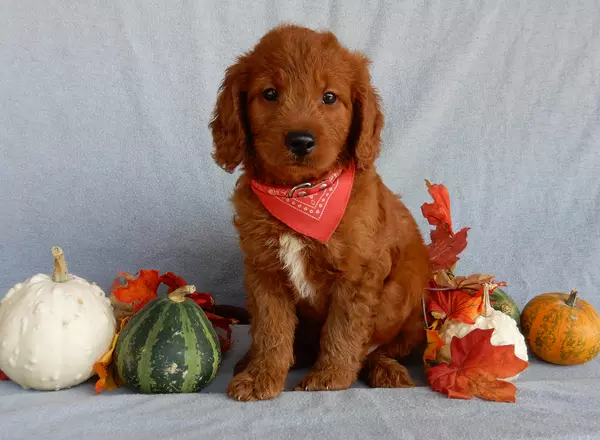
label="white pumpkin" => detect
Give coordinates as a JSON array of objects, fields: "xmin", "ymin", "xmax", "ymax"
[
  {"xmin": 0, "ymin": 247, "xmax": 116, "ymax": 390},
  {"xmin": 437, "ymin": 283, "xmax": 528, "ymax": 382}
]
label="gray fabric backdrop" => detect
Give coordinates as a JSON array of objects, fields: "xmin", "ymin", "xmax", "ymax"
[
  {"xmin": 1, "ymin": 0, "xmax": 599, "ymax": 314},
  {"xmin": 1, "ymin": 3, "xmax": 600, "ymax": 440}
]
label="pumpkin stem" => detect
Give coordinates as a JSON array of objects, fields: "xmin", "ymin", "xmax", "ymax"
[
  {"xmin": 566, "ymin": 289, "xmax": 578, "ymax": 307},
  {"xmin": 482, "ymin": 283, "xmax": 494, "ymax": 317},
  {"xmin": 168, "ymin": 285, "xmax": 196, "ymax": 303},
  {"xmin": 51, "ymin": 246, "xmax": 68, "ymax": 283}
]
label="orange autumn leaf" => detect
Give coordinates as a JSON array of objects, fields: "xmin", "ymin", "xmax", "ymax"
[
  {"xmin": 112, "ymin": 270, "xmax": 161, "ymax": 312},
  {"xmin": 94, "ymin": 318, "xmax": 129, "ymax": 393},
  {"xmin": 424, "ymin": 321, "xmax": 445, "ymax": 365},
  {"xmin": 426, "ymin": 328, "xmax": 529, "ymax": 402},
  {"xmin": 421, "ymin": 180, "xmax": 453, "ymax": 232},
  {"xmin": 93, "ymin": 344, "xmax": 117, "ymax": 393},
  {"xmin": 428, "ymin": 289, "xmax": 483, "ymax": 324}
]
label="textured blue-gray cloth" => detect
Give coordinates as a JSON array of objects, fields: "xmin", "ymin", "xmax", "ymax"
[
  {"xmin": 1, "ymin": 0, "xmax": 599, "ymax": 439},
  {"xmin": 1, "ymin": 325, "xmax": 600, "ymax": 440}
]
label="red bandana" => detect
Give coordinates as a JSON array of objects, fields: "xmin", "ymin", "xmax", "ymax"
[{"xmin": 250, "ymin": 161, "xmax": 356, "ymax": 242}]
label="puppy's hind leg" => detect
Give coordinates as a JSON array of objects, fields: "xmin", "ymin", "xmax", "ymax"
[
  {"xmin": 360, "ymin": 311, "xmax": 425, "ymax": 388},
  {"xmin": 361, "ymin": 351, "xmax": 415, "ymax": 388}
]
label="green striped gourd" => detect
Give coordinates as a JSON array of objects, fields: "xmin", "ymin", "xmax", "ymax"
[
  {"xmin": 114, "ymin": 285, "xmax": 221, "ymax": 393},
  {"xmin": 489, "ymin": 287, "xmax": 521, "ymax": 327}
]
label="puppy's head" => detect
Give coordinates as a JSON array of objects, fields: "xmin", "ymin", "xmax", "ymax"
[{"xmin": 210, "ymin": 25, "xmax": 383, "ymax": 184}]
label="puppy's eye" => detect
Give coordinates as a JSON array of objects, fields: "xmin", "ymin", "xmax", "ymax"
[
  {"xmin": 323, "ymin": 92, "xmax": 337, "ymax": 104},
  {"xmin": 263, "ymin": 88, "xmax": 278, "ymax": 101}
]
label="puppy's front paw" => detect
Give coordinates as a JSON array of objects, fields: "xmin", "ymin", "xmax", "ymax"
[
  {"xmin": 228, "ymin": 370, "xmax": 285, "ymax": 401},
  {"xmin": 295, "ymin": 367, "xmax": 356, "ymax": 392}
]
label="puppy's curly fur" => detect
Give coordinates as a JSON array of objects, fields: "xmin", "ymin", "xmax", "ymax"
[{"xmin": 210, "ymin": 24, "xmax": 431, "ymax": 401}]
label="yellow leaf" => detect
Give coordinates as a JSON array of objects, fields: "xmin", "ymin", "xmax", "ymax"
[
  {"xmin": 431, "ymin": 310, "xmax": 447, "ymax": 320},
  {"xmin": 434, "ymin": 272, "xmax": 496, "ymax": 291},
  {"xmin": 433, "ymin": 270, "xmax": 454, "ymax": 287},
  {"xmin": 94, "ymin": 317, "xmax": 129, "ymax": 393},
  {"xmin": 454, "ymin": 273, "xmax": 496, "ymax": 290}
]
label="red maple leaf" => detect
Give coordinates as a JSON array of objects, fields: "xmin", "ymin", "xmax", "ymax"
[
  {"xmin": 204, "ymin": 311, "xmax": 236, "ymax": 353},
  {"xmin": 159, "ymin": 271, "xmax": 188, "ymax": 293},
  {"xmin": 428, "ymin": 224, "xmax": 470, "ymax": 272},
  {"xmin": 0, "ymin": 369, "xmax": 8, "ymax": 381},
  {"xmin": 428, "ymin": 289, "xmax": 483, "ymax": 324},
  {"xmin": 159, "ymin": 271, "xmax": 216, "ymax": 312},
  {"xmin": 187, "ymin": 292, "xmax": 216, "ymax": 310},
  {"xmin": 426, "ymin": 328, "xmax": 529, "ymax": 402},
  {"xmin": 421, "ymin": 181, "xmax": 469, "ymax": 272}
]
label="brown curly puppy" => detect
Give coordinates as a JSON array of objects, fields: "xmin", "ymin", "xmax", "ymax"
[{"xmin": 210, "ymin": 24, "xmax": 431, "ymax": 401}]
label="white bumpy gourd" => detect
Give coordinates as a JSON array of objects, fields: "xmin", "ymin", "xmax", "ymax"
[
  {"xmin": 0, "ymin": 247, "xmax": 116, "ymax": 390},
  {"xmin": 437, "ymin": 283, "xmax": 528, "ymax": 382}
]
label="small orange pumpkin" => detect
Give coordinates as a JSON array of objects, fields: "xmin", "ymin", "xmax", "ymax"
[{"xmin": 521, "ymin": 290, "xmax": 600, "ymax": 365}]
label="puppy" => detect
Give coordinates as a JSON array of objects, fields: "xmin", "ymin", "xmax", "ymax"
[{"xmin": 210, "ymin": 24, "xmax": 431, "ymax": 401}]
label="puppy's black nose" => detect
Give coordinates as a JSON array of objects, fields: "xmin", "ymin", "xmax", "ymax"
[{"xmin": 285, "ymin": 132, "xmax": 316, "ymax": 156}]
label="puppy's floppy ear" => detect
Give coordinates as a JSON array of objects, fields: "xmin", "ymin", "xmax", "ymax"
[
  {"xmin": 209, "ymin": 59, "xmax": 250, "ymax": 173},
  {"xmin": 349, "ymin": 53, "xmax": 384, "ymax": 170}
]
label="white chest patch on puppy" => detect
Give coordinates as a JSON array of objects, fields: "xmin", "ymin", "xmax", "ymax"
[{"xmin": 278, "ymin": 234, "xmax": 315, "ymax": 300}]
